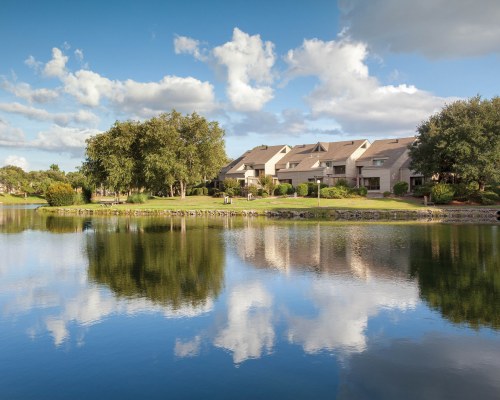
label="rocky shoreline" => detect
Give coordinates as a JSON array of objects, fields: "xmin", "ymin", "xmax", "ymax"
[{"xmin": 40, "ymin": 207, "xmax": 500, "ymax": 222}]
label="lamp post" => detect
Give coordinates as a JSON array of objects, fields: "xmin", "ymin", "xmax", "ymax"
[{"xmin": 317, "ymin": 179, "xmax": 320, "ymax": 207}]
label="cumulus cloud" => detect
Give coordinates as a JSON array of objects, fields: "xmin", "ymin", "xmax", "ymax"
[
  {"xmin": 285, "ymin": 38, "xmax": 453, "ymax": 135},
  {"xmin": 24, "ymin": 55, "xmax": 43, "ymax": 72},
  {"xmin": 174, "ymin": 35, "xmax": 206, "ymax": 61},
  {"xmin": 0, "ymin": 78, "xmax": 59, "ymax": 103},
  {"xmin": 213, "ymin": 28, "xmax": 276, "ymax": 111},
  {"xmin": 43, "ymin": 47, "xmax": 68, "ymax": 78},
  {"xmin": 339, "ymin": 0, "xmax": 500, "ymax": 58},
  {"xmin": 3, "ymin": 155, "xmax": 29, "ymax": 170},
  {"xmin": 0, "ymin": 102, "xmax": 99, "ymax": 126}
]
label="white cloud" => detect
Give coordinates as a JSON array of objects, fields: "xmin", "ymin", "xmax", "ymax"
[
  {"xmin": 3, "ymin": 155, "xmax": 29, "ymax": 170},
  {"xmin": 285, "ymin": 38, "xmax": 454, "ymax": 135},
  {"xmin": 174, "ymin": 336, "xmax": 202, "ymax": 358},
  {"xmin": 24, "ymin": 55, "xmax": 43, "ymax": 72},
  {"xmin": 339, "ymin": 0, "xmax": 500, "ymax": 58},
  {"xmin": 30, "ymin": 125, "xmax": 100, "ymax": 156},
  {"xmin": 40, "ymin": 48, "xmax": 218, "ymax": 115},
  {"xmin": 0, "ymin": 78, "xmax": 59, "ymax": 103},
  {"xmin": 0, "ymin": 102, "xmax": 99, "ymax": 126},
  {"xmin": 74, "ymin": 49, "xmax": 84, "ymax": 61},
  {"xmin": 174, "ymin": 35, "xmax": 205, "ymax": 61},
  {"xmin": 43, "ymin": 47, "xmax": 68, "ymax": 78},
  {"xmin": 214, "ymin": 282, "xmax": 275, "ymax": 364},
  {"xmin": 213, "ymin": 28, "xmax": 275, "ymax": 111},
  {"xmin": 0, "ymin": 119, "xmax": 25, "ymax": 144}
]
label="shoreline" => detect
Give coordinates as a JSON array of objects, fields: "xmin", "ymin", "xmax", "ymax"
[{"xmin": 37, "ymin": 206, "xmax": 500, "ymax": 223}]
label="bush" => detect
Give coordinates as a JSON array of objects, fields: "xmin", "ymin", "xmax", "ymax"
[
  {"xmin": 413, "ymin": 183, "xmax": 433, "ymax": 197},
  {"xmin": 307, "ymin": 182, "xmax": 328, "ymax": 196},
  {"xmin": 82, "ymin": 186, "xmax": 93, "ymax": 203},
  {"xmin": 320, "ymin": 186, "xmax": 351, "ymax": 199},
  {"xmin": 431, "ymin": 183, "xmax": 455, "ymax": 204},
  {"xmin": 247, "ymin": 185, "xmax": 259, "ymax": 196},
  {"xmin": 357, "ymin": 186, "xmax": 368, "ymax": 196},
  {"xmin": 393, "ymin": 181, "xmax": 409, "ymax": 196},
  {"xmin": 45, "ymin": 183, "xmax": 75, "ymax": 206},
  {"xmin": 127, "ymin": 193, "xmax": 148, "ymax": 203},
  {"xmin": 202, "ymin": 187, "xmax": 208, "ymax": 195},
  {"xmin": 295, "ymin": 183, "xmax": 308, "ymax": 197},
  {"xmin": 334, "ymin": 178, "xmax": 349, "ymax": 188},
  {"xmin": 223, "ymin": 178, "xmax": 240, "ymax": 191},
  {"xmin": 383, "ymin": 191, "xmax": 391, "ymax": 198},
  {"xmin": 470, "ymin": 190, "xmax": 499, "ymax": 205},
  {"xmin": 191, "ymin": 187, "xmax": 204, "ymax": 196},
  {"xmin": 275, "ymin": 183, "xmax": 293, "ymax": 196}
]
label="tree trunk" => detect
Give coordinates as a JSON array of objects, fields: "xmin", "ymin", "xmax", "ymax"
[
  {"xmin": 169, "ymin": 184, "xmax": 174, "ymax": 198},
  {"xmin": 180, "ymin": 180, "xmax": 186, "ymax": 199}
]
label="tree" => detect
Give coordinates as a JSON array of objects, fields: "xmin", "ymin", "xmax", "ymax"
[
  {"xmin": 258, "ymin": 174, "xmax": 276, "ymax": 195},
  {"xmin": 409, "ymin": 96, "xmax": 500, "ymax": 190},
  {"xmin": 0, "ymin": 165, "xmax": 28, "ymax": 195},
  {"xmin": 83, "ymin": 111, "xmax": 227, "ymax": 199}
]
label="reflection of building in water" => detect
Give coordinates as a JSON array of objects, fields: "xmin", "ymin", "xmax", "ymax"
[{"xmin": 234, "ymin": 222, "xmax": 412, "ymax": 278}]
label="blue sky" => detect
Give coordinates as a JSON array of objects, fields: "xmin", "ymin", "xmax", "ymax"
[{"xmin": 1, "ymin": 0, "xmax": 499, "ymax": 171}]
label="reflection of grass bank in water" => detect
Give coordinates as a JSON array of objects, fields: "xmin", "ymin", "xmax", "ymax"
[{"xmin": 0, "ymin": 193, "xmax": 47, "ymax": 204}]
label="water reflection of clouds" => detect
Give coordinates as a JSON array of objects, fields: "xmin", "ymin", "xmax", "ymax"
[
  {"xmin": 214, "ymin": 282, "xmax": 275, "ymax": 364},
  {"xmin": 287, "ymin": 278, "xmax": 418, "ymax": 355},
  {"xmin": 1, "ymin": 232, "xmax": 214, "ymax": 347}
]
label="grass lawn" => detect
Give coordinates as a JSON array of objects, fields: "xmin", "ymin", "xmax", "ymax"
[
  {"xmin": 0, "ymin": 193, "xmax": 47, "ymax": 204},
  {"xmin": 47, "ymin": 195, "xmax": 428, "ymax": 211}
]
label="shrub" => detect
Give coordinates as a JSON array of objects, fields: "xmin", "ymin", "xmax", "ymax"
[
  {"xmin": 357, "ymin": 186, "xmax": 368, "ymax": 196},
  {"xmin": 295, "ymin": 183, "xmax": 308, "ymax": 197},
  {"xmin": 307, "ymin": 182, "xmax": 328, "ymax": 196},
  {"xmin": 320, "ymin": 186, "xmax": 351, "ymax": 199},
  {"xmin": 45, "ymin": 183, "xmax": 75, "ymax": 206},
  {"xmin": 413, "ymin": 183, "xmax": 433, "ymax": 197},
  {"xmin": 226, "ymin": 188, "xmax": 235, "ymax": 197},
  {"xmin": 126, "ymin": 193, "xmax": 148, "ymax": 203},
  {"xmin": 275, "ymin": 183, "xmax": 293, "ymax": 196},
  {"xmin": 223, "ymin": 178, "xmax": 240, "ymax": 191},
  {"xmin": 393, "ymin": 181, "xmax": 409, "ymax": 196},
  {"xmin": 208, "ymin": 187, "xmax": 217, "ymax": 196},
  {"xmin": 431, "ymin": 183, "xmax": 455, "ymax": 204},
  {"xmin": 334, "ymin": 178, "xmax": 349, "ymax": 188},
  {"xmin": 202, "ymin": 187, "xmax": 208, "ymax": 195},
  {"xmin": 383, "ymin": 191, "xmax": 391, "ymax": 198},
  {"xmin": 247, "ymin": 185, "xmax": 259, "ymax": 196},
  {"xmin": 81, "ymin": 186, "xmax": 93, "ymax": 203},
  {"xmin": 191, "ymin": 187, "xmax": 204, "ymax": 196},
  {"xmin": 470, "ymin": 190, "xmax": 499, "ymax": 205}
]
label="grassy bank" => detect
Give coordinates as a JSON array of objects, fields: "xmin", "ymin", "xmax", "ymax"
[
  {"xmin": 39, "ymin": 195, "xmax": 426, "ymax": 212},
  {"xmin": 0, "ymin": 193, "xmax": 47, "ymax": 204}
]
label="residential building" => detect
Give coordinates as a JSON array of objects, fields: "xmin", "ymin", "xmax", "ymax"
[
  {"xmin": 275, "ymin": 140, "xmax": 370, "ymax": 187},
  {"xmin": 355, "ymin": 137, "xmax": 416, "ymax": 193},
  {"xmin": 218, "ymin": 144, "xmax": 291, "ymax": 186}
]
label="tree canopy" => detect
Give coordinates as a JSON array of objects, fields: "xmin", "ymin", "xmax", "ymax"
[
  {"xmin": 82, "ymin": 111, "xmax": 227, "ymax": 198},
  {"xmin": 409, "ymin": 96, "xmax": 500, "ymax": 190}
]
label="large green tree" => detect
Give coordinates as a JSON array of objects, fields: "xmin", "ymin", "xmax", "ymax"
[
  {"xmin": 83, "ymin": 111, "xmax": 227, "ymax": 199},
  {"xmin": 409, "ymin": 96, "xmax": 500, "ymax": 190}
]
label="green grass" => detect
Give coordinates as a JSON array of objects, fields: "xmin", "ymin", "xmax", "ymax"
[
  {"xmin": 0, "ymin": 193, "xmax": 47, "ymax": 204},
  {"xmin": 42, "ymin": 195, "xmax": 427, "ymax": 211}
]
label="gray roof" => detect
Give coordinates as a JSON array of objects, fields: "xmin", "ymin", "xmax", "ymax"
[
  {"xmin": 276, "ymin": 139, "xmax": 368, "ymax": 171},
  {"xmin": 225, "ymin": 145, "xmax": 289, "ymax": 175},
  {"xmin": 356, "ymin": 137, "xmax": 416, "ymax": 168}
]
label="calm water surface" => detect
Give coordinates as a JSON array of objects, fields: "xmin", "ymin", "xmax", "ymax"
[{"xmin": 1, "ymin": 206, "xmax": 499, "ymax": 399}]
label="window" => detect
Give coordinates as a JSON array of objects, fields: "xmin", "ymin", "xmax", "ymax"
[
  {"xmin": 320, "ymin": 161, "xmax": 332, "ymax": 168},
  {"xmin": 289, "ymin": 162, "xmax": 298, "ymax": 169},
  {"xmin": 334, "ymin": 165, "xmax": 346, "ymax": 174},
  {"xmin": 372, "ymin": 159, "xmax": 386, "ymax": 166},
  {"xmin": 410, "ymin": 177, "xmax": 423, "ymax": 190},
  {"xmin": 363, "ymin": 177, "xmax": 380, "ymax": 190},
  {"xmin": 357, "ymin": 166, "xmax": 363, "ymax": 175},
  {"xmin": 244, "ymin": 164, "xmax": 253, "ymax": 170}
]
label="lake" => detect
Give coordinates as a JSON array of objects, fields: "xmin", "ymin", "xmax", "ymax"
[{"xmin": 1, "ymin": 206, "xmax": 499, "ymax": 399}]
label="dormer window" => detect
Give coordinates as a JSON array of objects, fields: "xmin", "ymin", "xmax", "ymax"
[
  {"xmin": 244, "ymin": 164, "xmax": 254, "ymax": 170},
  {"xmin": 320, "ymin": 161, "xmax": 332, "ymax": 168},
  {"xmin": 373, "ymin": 158, "xmax": 386, "ymax": 166},
  {"xmin": 313, "ymin": 143, "xmax": 326, "ymax": 152},
  {"xmin": 288, "ymin": 162, "xmax": 299, "ymax": 169}
]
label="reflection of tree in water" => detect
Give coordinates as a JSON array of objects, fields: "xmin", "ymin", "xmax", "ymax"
[
  {"xmin": 87, "ymin": 218, "xmax": 225, "ymax": 309},
  {"xmin": 410, "ymin": 225, "xmax": 499, "ymax": 330}
]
